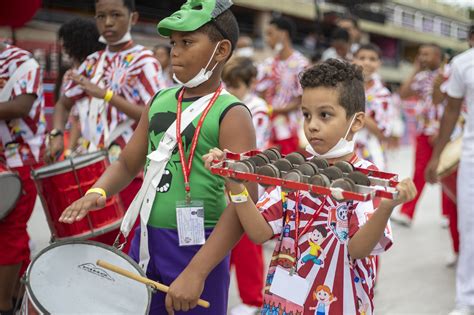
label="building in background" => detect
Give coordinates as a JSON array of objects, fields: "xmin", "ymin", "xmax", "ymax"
[{"xmin": 0, "ymin": 0, "xmax": 471, "ymax": 109}]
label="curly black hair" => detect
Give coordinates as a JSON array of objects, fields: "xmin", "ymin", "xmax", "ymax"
[
  {"xmin": 299, "ymin": 59, "xmax": 365, "ymax": 117},
  {"xmin": 58, "ymin": 18, "xmax": 105, "ymax": 63}
]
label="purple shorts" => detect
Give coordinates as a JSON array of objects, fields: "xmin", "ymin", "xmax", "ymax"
[{"xmin": 130, "ymin": 226, "xmax": 230, "ymax": 315}]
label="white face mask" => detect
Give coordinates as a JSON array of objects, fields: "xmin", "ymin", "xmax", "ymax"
[
  {"xmin": 173, "ymin": 41, "xmax": 221, "ymax": 88},
  {"xmin": 306, "ymin": 114, "xmax": 358, "ymax": 159},
  {"xmin": 99, "ymin": 15, "xmax": 133, "ymax": 46},
  {"xmin": 273, "ymin": 42, "xmax": 283, "ymax": 54},
  {"xmin": 235, "ymin": 47, "xmax": 254, "ymax": 57}
]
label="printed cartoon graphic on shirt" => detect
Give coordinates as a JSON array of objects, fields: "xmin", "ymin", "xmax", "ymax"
[
  {"xmin": 327, "ymin": 203, "xmax": 350, "ymax": 242},
  {"xmin": 301, "ymin": 225, "xmax": 327, "ymax": 267},
  {"xmin": 148, "ymin": 111, "xmax": 196, "ymax": 193},
  {"xmin": 358, "ymin": 297, "xmax": 369, "ymax": 315},
  {"xmin": 309, "ymin": 285, "xmax": 337, "ymax": 315}
]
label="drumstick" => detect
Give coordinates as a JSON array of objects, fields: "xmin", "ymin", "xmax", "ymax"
[{"xmin": 96, "ymin": 259, "xmax": 210, "ymax": 309}]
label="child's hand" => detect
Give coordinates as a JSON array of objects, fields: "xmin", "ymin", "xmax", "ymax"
[
  {"xmin": 381, "ymin": 178, "xmax": 417, "ymax": 208},
  {"xmin": 202, "ymin": 147, "xmax": 225, "ymax": 170},
  {"xmin": 59, "ymin": 193, "xmax": 106, "ymax": 223}
]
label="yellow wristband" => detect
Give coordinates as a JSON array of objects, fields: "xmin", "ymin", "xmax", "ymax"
[
  {"xmin": 85, "ymin": 188, "xmax": 107, "ymax": 198},
  {"xmin": 104, "ymin": 89, "xmax": 114, "ymax": 102},
  {"xmin": 229, "ymin": 187, "xmax": 249, "ymax": 203}
]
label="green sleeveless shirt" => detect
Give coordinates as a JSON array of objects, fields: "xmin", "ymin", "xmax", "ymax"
[{"xmin": 146, "ymin": 87, "xmax": 242, "ymax": 229}]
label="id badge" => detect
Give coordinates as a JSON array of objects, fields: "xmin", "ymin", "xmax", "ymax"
[
  {"xmin": 176, "ymin": 200, "xmax": 205, "ymax": 247},
  {"xmin": 269, "ymin": 266, "xmax": 310, "ymax": 306}
]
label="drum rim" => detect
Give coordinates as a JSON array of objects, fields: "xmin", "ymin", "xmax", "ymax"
[
  {"xmin": 51, "ymin": 220, "xmax": 122, "ymax": 242},
  {"xmin": 31, "ymin": 151, "xmax": 108, "ymax": 179},
  {"xmin": 0, "ymin": 173, "xmax": 22, "ymax": 221},
  {"xmin": 25, "ymin": 240, "xmax": 152, "ymax": 314}
]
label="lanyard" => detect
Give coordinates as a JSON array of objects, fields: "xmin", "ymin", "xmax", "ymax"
[
  {"xmin": 284, "ymin": 191, "xmax": 327, "ymax": 273},
  {"xmin": 176, "ymin": 84, "xmax": 223, "ymax": 203}
]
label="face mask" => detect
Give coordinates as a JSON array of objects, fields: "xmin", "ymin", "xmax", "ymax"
[
  {"xmin": 306, "ymin": 114, "xmax": 358, "ymax": 159},
  {"xmin": 173, "ymin": 41, "xmax": 221, "ymax": 88},
  {"xmin": 273, "ymin": 42, "xmax": 283, "ymax": 54},
  {"xmin": 235, "ymin": 47, "xmax": 254, "ymax": 57},
  {"xmin": 99, "ymin": 15, "xmax": 133, "ymax": 46}
]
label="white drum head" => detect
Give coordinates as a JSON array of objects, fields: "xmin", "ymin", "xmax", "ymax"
[
  {"xmin": 0, "ymin": 172, "xmax": 22, "ymax": 220},
  {"xmin": 26, "ymin": 241, "xmax": 150, "ymax": 314}
]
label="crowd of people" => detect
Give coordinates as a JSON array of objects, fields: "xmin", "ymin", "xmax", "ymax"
[{"xmin": 0, "ymin": 0, "xmax": 473, "ymax": 314}]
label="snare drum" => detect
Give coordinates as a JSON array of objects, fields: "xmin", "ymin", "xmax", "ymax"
[
  {"xmin": 20, "ymin": 241, "xmax": 151, "ymax": 314},
  {"xmin": 32, "ymin": 151, "xmax": 125, "ymax": 240},
  {"xmin": 0, "ymin": 163, "xmax": 22, "ymax": 220},
  {"xmin": 437, "ymin": 137, "xmax": 462, "ymax": 203}
]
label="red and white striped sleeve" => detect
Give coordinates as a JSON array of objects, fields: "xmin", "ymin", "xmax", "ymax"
[
  {"xmin": 132, "ymin": 51, "xmax": 163, "ymax": 105},
  {"xmin": 256, "ymin": 185, "xmax": 285, "ymax": 237},
  {"xmin": 12, "ymin": 63, "xmax": 41, "ymax": 99},
  {"xmin": 348, "ymin": 200, "xmax": 393, "ymax": 255},
  {"xmin": 63, "ymin": 53, "xmax": 99, "ymax": 102}
]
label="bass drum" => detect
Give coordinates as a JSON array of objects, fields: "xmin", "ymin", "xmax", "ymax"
[
  {"xmin": 0, "ymin": 163, "xmax": 22, "ymax": 220},
  {"xmin": 21, "ymin": 241, "xmax": 151, "ymax": 314}
]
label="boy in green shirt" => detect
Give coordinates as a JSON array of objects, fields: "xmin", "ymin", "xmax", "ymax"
[{"xmin": 60, "ymin": 0, "xmax": 257, "ymax": 313}]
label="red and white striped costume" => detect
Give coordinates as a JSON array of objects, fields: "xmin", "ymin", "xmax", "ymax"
[
  {"xmin": 355, "ymin": 75, "xmax": 394, "ymax": 170},
  {"xmin": 0, "ymin": 44, "xmax": 46, "ymax": 167},
  {"xmin": 410, "ymin": 69, "xmax": 444, "ymax": 136},
  {"xmin": 256, "ymin": 51, "xmax": 308, "ymax": 142},
  {"xmin": 258, "ymin": 157, "xmax": 393, "ymax": 315},
  {"xmin": 243, "ymin": 93, "xmax": 271, "ymax": 150},
  {"xmin": 63, "ymin": 44, "xmax": 163, "ymax": 150}
]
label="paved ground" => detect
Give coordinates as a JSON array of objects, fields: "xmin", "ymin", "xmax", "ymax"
[{"xmin": 27, "ymin": 145, "xmax": 457, "ymax": 314}]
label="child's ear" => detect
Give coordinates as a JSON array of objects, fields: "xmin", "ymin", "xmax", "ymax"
[
  {"xmin": 131, "ymin": 11, "xmax": 139, "ymax": 26},
  {"xmin": 249, "ymin": 77, "xmax": 257, "ymax": 91},
  {"xmin": 350, "ymin": 112, "xmax": 365, "ymax": 133},
  {"xmin": 215, "ymin": 39, "xmax": 232, "ymax": 62}
]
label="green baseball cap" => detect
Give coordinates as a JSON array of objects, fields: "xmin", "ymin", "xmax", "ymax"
[{"xmin": 157, "ymin": 0, "xmax": 233, "ymax": 37}]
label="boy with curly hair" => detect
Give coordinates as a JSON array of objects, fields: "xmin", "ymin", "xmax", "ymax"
[{"xmin": 204, "ymin": 59, "xmax": 416, "ymax": 314}]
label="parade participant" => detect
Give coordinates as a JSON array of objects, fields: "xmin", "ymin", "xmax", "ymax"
[
  {"xmin": 204, "ymin": 59, "xmax": 417, "ymax": 314},
  {"xmin": 234, "ymin": 35, "xmax": 254, "ymax": 58},
  {"xmin": 56, "ymin": 17, "xmax": 105, "ymax": 156},
  {"xmin": 428, "ymin": 56, "xmax": 465, "ymax": 267},
  {"xmin": 223, "ymin": 56, "xmax": 269, "ymax": 315},
  {"xmin": 58, "ymin": 0, "xmax": 257, "ymax": 314},
  {"xmin": 353, "ymin": 43, "xmax": 394, "ymax": 170},
  {"xmin": 0, "ymin": 42, "xmax": 46, "ymax": 315},
  {"xmin": 426, "ymin": 26, "xmax": 474, "ymax": 315},
  {"xmin": 153, "ymin": 44, "xmax": 175, "ymax": 88},
  {"xmin": 337, "ymin": 15, "xmax": 362, "ymax": 54},
  {"xmin": 256, "ymin": 16, "xmax": 309, "ymax": 154},
  {"xmin": 48, "ymin": 0, "xmax": 163, "ymax": 248},
  {"xmin": 322, "ymin": 28, "xmax": 352, "ymax": 62},
  {"xmin": 391, "ymin": 43, "xmax": 455, "ymax": 227}
]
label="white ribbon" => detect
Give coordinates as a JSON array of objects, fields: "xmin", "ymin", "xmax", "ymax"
[{"xmin": 120, "ymin": 89, "xmax": 228, "ymax": 271}]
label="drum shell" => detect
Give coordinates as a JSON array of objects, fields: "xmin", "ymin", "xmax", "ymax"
[
  {"xmin": 437, "ymin": 137, "xmax": 461, "ymax": 204},
  {"xmin": 0, "ymin": 163, "xmax": 22, "ymax": 220},
  {"xmin": 20, "ymin": 240, "xmax": 151, "ymax": 315},
  {"xmin": 31, "ymin": 152, "xmax": 125, "ymax": 240},
  {"xmin": 440, "ymin": 169, "xmax": 457, "ymax": 204}
]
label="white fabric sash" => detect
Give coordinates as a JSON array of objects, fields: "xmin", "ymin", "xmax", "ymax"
[
  {"xmin": 120, "ymin": 89, "xmax": 228, "ymax": 271},
  {"xmin": 86, "ymin": 51, "xmax": 109, "ymax": 151}
]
